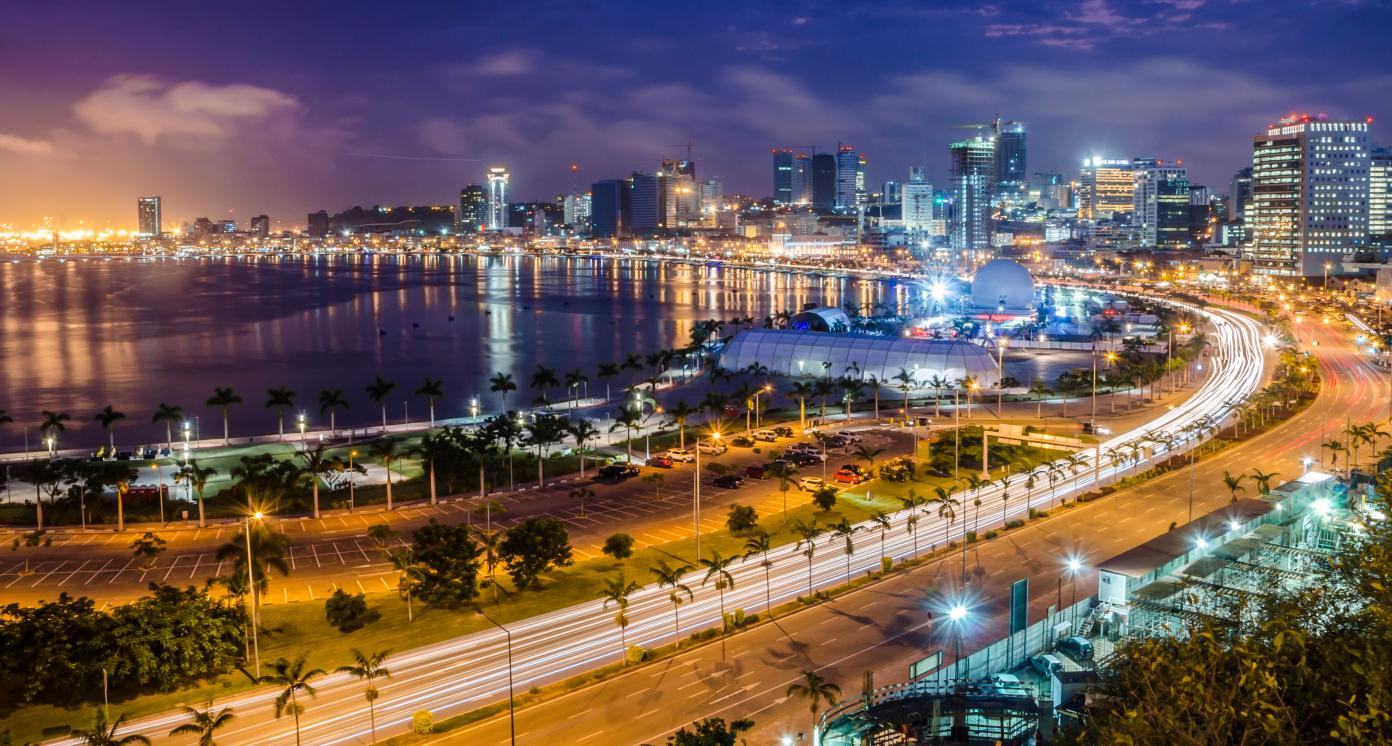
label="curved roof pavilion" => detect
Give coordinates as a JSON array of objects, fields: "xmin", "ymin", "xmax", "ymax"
[{"xmin": 719, "ymin": 329, "xmax": 1000, "ymax": 388}]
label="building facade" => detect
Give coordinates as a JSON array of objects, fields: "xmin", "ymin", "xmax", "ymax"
[
  {"xmin": 137, "ymin": 196, "xmax": 161, "ymax": 236},
  {"xmin": 1372, "ymin": 146, "xmax": 1391, "ymax": 242},
  {"xmin": 458, "ymin": 184, "xmax": 487, "ymax": 233},
  {"xmin": 835, "ymin": 143, "xmax": 861, "ymax": 212},
  {"xmin": 995, "ymin": 120, "xmax": 1027, "ymax": 195},
  {"xmin": 1250, "ymin": 114, "xmax": 1371, "ymax": 277},
  {"xmin": 589, "ymin": 179, "xmax": 630, "ymax": 239},
  {"xmin": 772, "ymin": 149, "xmax": 794, "ymax": 206},
  {"xmin": 812, "ymin": 153, "xmax": 837, "ymax": 211},
  {"xmin": 903, "ymin": 167, "xmax": 933, "ymax": 235},
  {"xmin": 1133, "ymin": 162, "xmax": 1190, "ymax": 248},
  {"xmin": 486, "ymin": 167, "xmax": 510, "ymax": 231},
  {"xmin": 1079, "ymin": 158, "xmax": 1136, "ymax": 221},
  {"xmin": 950, "ymin": 135, "xmax": 995, "ymax": 251}
]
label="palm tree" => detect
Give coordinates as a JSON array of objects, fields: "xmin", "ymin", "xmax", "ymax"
[
  {"xmin": 216, "ymin": 522, "xmax": 290, "ymax": 603},
  {"xmin": 415, "ymin": 377, "xmax": 444, "ymax": 427},
  {"xmin": 852, "ymin": 444, "xmax": 886, "ymax": 474},
  {"xmin": 567, "ymin": 419, "xmax": 600, "ymax": 479},
  {"xmin": 1322, "ymin": 439, "xmax": 1346, "ymax": 468},
  {"xmin": 524, "ymin": 415, "xmax": 567, "ymax": 486},
  {"xmin": 264, "ymin": 386, "xmax": 296, "ymax": 441},
  {"xmin": 565, "ymin": 368, "xmax": 589, "ymax": 406},
  {"xmin": 699, "ymin": 550, "xmax": 738, "ymax": 631},
  {"xmin": 892, "ymin": 367, "xmax": 916, "ymax": 417},
  {"xmin": 413, "ymin": 431, "xmax": 449, "ymax": 505},
  {"xmin": 262, "ymin": 654, "xmax": 326, "ymax": 746},
  {"xmin": 208, "ymin": 387, "xmax": 243, "ymax": 446},
  {"xmin": 792, "ymin": 518, "xmax": 823, "ymax": 597},
  {"xmin": 1030, "ymin": 379, "xmax": 1051, "ymax": 419},
  {"xmin": 39, "ymin": 409, "xmax": 70, "ymax": 454},
  {"xmin": 928, "ymin": 374, "xmax": 951, "ymax": 417},
  {"xmin": 1222, "ymin": 470, "xmax": 1246, "ymax": 503},
  {"xmin": 364, "ymin": 376, "xmax": 396, "ymax": 434},
  {"xmin": 596, "ymin": 362, "xmax": 620, "ymax": 401},
  {"xmin": 765, "ymin": 460, "xmax": 798, "ymax": 514},
  {"xmin": 170, "ymin": 700, "xmax": 235, "ymax": 746},
  {"xmin": 298, "ymin": 442, "xmax": 332, "ymax": 519},
  {"xmin": 569, "ymin": 486, "xmax": 595, "ymax": 517},
  {"xmin": 71, "ymin": 710, "xmax": 151, "ymax": 745},
  {"xmin": 829, "ymin": 518, "xmax": 859, "ymax": 587},
  {"xmin": 1249, "ymin": 468, "xmax": 1280, "ymax": 495},
  {"xmin": 152, "ymin": 403, "xmax": 184, "ymax": 449},
  {"xmin": 869, "ymin": 511, "xmax": 892, "ymax": 565},
  {"xmin": 369, "ymin": 438, "xmax": 400, "ymax": 510},
  {"xmin": 650, "ymin": 560, "xmax": 694, "ymax": 640},
  {"xmin": 599, "ymin": 572, "xmax": 642, "ymax": 662},
  {"xmin": 94, "ymin": 405, "xmax": 126, "ymax": 452},
  {"xmin": 177, "ymin": 461, "xmax": 218, "ymax": 528},
  {"xmin": 742, "ymin": 531, "xmax": 775, "ymax": 613},
  {"xmin": 337, "ymin": 649, "xmax": 392, "ymax": 743},
  {"xmin": 318, "ymin": 389, "xmax": 349, "ymax": 438},
  {"xmin": 786, "ymin": 670, "xmax": 841, "ymax": 731},
  {"xmin": 609, "ymin": 406, "xmax": 642, "ymax": 463},
  {"xmin": 933, "ymin": 484, "xmax": 960, "ymax": 548},
  {"xmin": 530, "ymin": 365, "xmax": 560, "ymax": 406},
  {"xmin": 959, "ymin": 375, "xmax": 980, "ymax": 418},
  {"xmin": 489, "ymin": 372, "xmax": 517, "ymax": 412},
  {"xmin": 667, "ymin": 400, "xmax": 697, "ymax": 450},
  {"xmin": 387, "ymin": 547, "xmax": 422, "ymax": 620},
  {"xmin": 470, "ymin": 526, "xmax": 505, "ymax": 603}
]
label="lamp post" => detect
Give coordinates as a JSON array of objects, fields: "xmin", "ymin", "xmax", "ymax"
[
  {"xmin": 297, "ymin": 412, "xmax": 307, "ymax": 448},
  {"xmin": 477, "ymin": 608, "xmax": 517, "ymax": 746},
  {"xmin": 470, "ymin": 397, "xmax": 480, "ymax": 423},
  {"xmin": 349, "ymin": 449, "xmax": 358, "ymax": 512},
  {"xmin": 948, "ymin": 603, "xmax": 968, "ymax": 678},
  {"xmin": 693, "ymin": 430, "xmax": 722, "ymax": 561},
  {"xmin": 750, "ymin": 384, "xmax": 771, "ymax": 429},
  {"xmin": 245, "ymin": 511, "xmax": 264, "ymax": 678},
  {"xmin": 996, "ymin": 337, "xmax": 1007, "ymax": 417},
  {"xmin": 1066, "ymin": 558, "xmax": 1082, "ymax": 629}
]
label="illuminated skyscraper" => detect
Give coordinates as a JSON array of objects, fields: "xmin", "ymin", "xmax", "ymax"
[
  {"xmin": 1229, "ymin": 167, "xmax": 1253, "ymax": 221},
  {"xmin": 1371, "ymin": 147, "xmax": 1391, "ymax": 241},
  {"xmin": 835, "ymin": 143, "xmax": 860, "ymax": 212},
  {"xmin": 812, "ymin": 153, "xmax": 837, "ymax": 211},
  {"xmin": 589, "ymin": 179, "xmax": 630, "ymax": 238},
  {"xmin": 772, "ymin": 149, "xmax": 794, "ymax": 205},
  {"xmin": 1079, "ymin": 158, "xmax": 1136, "ymax": 220},
  {"xmin": 563, "ymin": 193, "xmax": 591, "ymax": 230},
  {"xmin": 630, "ymin": 172, "xmax": 666, "ymax": 234},
  {"xmin": 994, "ymin": 120, "xmax": 1027, "ymax": 194},
  {"xmin": 903, "ymin": 167, "xmax": 933, "ymax": 235},
  {"xmin": 949, "ymin": 135, "xmax": 994, "ymax": 250},
  {"xmin": 1133, "ymin": 161, "xmax": 1190, "ymax": 248},
  {"xmin": 458, "ymin": 184, "xmax": 487, "ymax": 233},
  {"xmin": 661, "ymin": 158, "xmax": 698, "ymax": 227},
  {"xmin": 1250, "ymin": 114, "xmax": 1371, "ymax": 276},
  {"xmin": 250, "ymin": 214, "xmax": 270, "ymax": 239},
  {"xmin": 486, "ymin": 167, "xmax": 510, "ymax": 231},
  {"xmin": 137, "ymin": 196, "xmax": 161, "ymax": 236}
]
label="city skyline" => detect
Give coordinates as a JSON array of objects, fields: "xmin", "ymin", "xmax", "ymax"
[{"xmin": 1, "ymin": 0, "xmax": 1390, "ymax": 227}]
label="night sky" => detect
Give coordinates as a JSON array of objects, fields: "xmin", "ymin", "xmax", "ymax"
[{"xmin": 1, "ymin": 0, "xmax": 1389, "ymax": 228}]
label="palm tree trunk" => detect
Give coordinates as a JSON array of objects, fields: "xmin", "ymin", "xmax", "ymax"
[
  {"xmin": 429, "ymin": 462, "xmax": 437, "ymax": 505},
  {"xmin": 197, "ymin": 489, "xmax": 205, "ymax": 528},
  {"xmin": 330, "ymin": 411, "xmax": 336, "ymax": 439},
  {"xmin": 116, "ymin": 489, "xmax": 124, "ymax": 532},
  {"xmin": 312, "ymin": 479, "xmax": 320, "ymax": 519},
  {"xmin": 385, "ymin": 464, "xmax": 394, "ymax": 510},
  {"xmin": 380, "ymin": 405, "xmax": 387, "ymax": 434},
  {"xmin": 369, "ymin": 698, "xmax": 376, "ymax": 743},
  {"xmin": 279, "ymin": 413, "xmax": 285, "ymax": 440},
  {"xmin": 223, "ymin": 412, "xmax": 230, "ymax": 446}
]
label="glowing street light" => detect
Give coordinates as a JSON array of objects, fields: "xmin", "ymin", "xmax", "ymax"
[{"xmin": 244, "ymin": 510, "xmax": 265, "ymax": 678}]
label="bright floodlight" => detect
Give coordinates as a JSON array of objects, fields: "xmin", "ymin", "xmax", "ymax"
[
  {"xmin": 1067, "ymin": 558, "xmax": 1082, "ymax": 573},
  {"xmin": 781, "ymin": 737, "xmax": 793, "ymax": 746},
  {"xmin": 930, "ymin": 279, "xmax": 951, "ymax": 302},
  {"xmin": 949, "ymin": 604, "xmax": 968, "ymax": 622},
  {"xmin": 1195, "ymin": 536, "xmax": 1208, "ymax": 549},
  {"xmin": 1228, "ymin": 519, "xmax": 1241, "ymax": 532},
  {"xmin": 252, "ymin": 511, "xmax": 264, "ymax": 520},
  {"xmin": 1313, "ymin": 498, "xmax": 1332, "ymax": 517}
]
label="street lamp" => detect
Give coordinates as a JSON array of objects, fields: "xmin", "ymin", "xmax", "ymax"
[
  {"xmin": 469, "ymin": 397, "xmax": 480, "ymax": 421},
  {"xmin": 995, "ymin": 337, "xmax": 1007, "ymax": 417},
  {"xmin": 1065, "ymin": 557, "xmax": 1083, "ymax": 629},
  {"xmin": 750, "ymin": 384, "xmax": 772, "ymax": 429},
  {"xmin": 245, "ymin": 511, "xmax": 265, "ymax": 678},
  {"xmin": 297, "ymin": 412, "xmax": 307, "ymax": 446},
  {"xmin": 947, "ymin": 603, "xmax": 969, "ymax": 678},
  {"xmin": 693, "ymin": 429, "xmax": 722, "ymax": 561},
  {"xmin": 349, "ymin": 449, "xmax": 359, "ymax": 511},
  {"xmin": 476, "ymin": 608, "xmax": 517, "ymax": 746}
]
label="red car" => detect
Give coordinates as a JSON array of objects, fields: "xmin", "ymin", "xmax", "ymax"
[
  {"xmin": 744, "ymin": 464, "xmax": 768, "ymax": 479},
  {"xmin": 646, "ymin": 456, "xmax": 674, "ymax": 469},
  {"xmin": 834, "ymin": 466, "xmax": 868, "ymax": 484}
]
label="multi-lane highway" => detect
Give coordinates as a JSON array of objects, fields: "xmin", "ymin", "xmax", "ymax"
[{"xmin": 37, "ymin": 298, "xmax": 1301, "ymax": 745}]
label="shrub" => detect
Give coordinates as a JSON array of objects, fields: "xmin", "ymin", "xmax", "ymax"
[
  {"xmin": 602, "ymin": 533, "xmax": 634, "ymax": 563},
  {"xmin": 811, "ymin": 485, "xmax": 839, "ymax": 511},
  {"xmin": 412, "ymin": 710, "xmax": 433, "ymax": 735},
  {"xmin": 626, "ymin": 645, "xmax": 650, "ymax": 665},
  {"xmin": 984, "ymin": 530, "xmax": 998, "ymax": 540},
  {"xmin": 324, "ymin": 588, "xmax": 370, "ymax": 632},
  {"xmin": 881, "ymin": 556, "xmax": 893, "ymax": 574},
  {"xmin": 725, "ymin": 504, "xmax": 759, "ymax": 535},
  {"xmin": 1005, "ymin": 519, "xmax": 1025, "ymax": 529},
  {"xmin": 965, "ymin": 530, "xmax": 978, "ymax": 543}
]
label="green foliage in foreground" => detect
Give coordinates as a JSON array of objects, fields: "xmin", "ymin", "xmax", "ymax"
[
  {"xmin": 1079, "ymin": 473, "xmax": 1392, "ymax": 744},
  {"xmin": 0, "ymin": 584, "xmax": 242, "ymax": 707}
]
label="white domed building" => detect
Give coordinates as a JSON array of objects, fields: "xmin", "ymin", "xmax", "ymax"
[{"xmin": 967, "ymin": 259, "xmax": 1036, "ymax": 320}]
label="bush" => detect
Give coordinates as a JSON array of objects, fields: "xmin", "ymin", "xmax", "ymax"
[
  {"xmin": 412, "ymin": 710, "xmax": 434, "ymax": 735},
  {"xmin": 966, "ymin": 530, "xmax": 978, "ymax": 543},
  {"xmin": 602, "ymin": 533, "xmax": 634, "ymax": 562},
  {"xmin": 725, "ymin": 504, "xmax": 759, "ymax": 535},
  {"xmin": 984, "ymin": 530, "xmax": 999, "ymax": 540},
  {"xmin": 1005, "ymin": 519, "xmax": 1025, "ymax": 529},
  {"xmin": 881, "ymin": 556, "xmax": 893, "ymax": 574},
  {"xmin": 625, "ymin": 645, "xmax": 650, "ymax": 665},
  {"xmin": 324, "ymin": 588, "xmax": 370, "ymax": 632},
  {"xmin": 811, "ymin": 485, "xmax": 839, "ymax": 511}
]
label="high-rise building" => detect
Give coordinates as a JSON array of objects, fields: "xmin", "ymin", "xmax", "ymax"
[
  {"xmin": 589, "ymin": 179, "xmax": 630, "ymax": 238},
  {"xmin": 1371, "ymin": 147, "xmax": 1391, "ymax": 241},
  {"xmin": 995, "ymin": 120, "xmax": 1027, "ymax": 194},
  {"xmin": 486, "ymin": 167, "xmax": 510, "ymax": 231},
  {"xmin": 1079, "ymin": 158, "xmax": 1137, "ymax": 220},
  {"xmin": 903, "ymin": 167, "xmax": 933, "ymax": 235},
  {"xmin": 458, "ymin": 184, "xmax": 487, "ymax": 233},
  {"xmin": 307, "ymin": 210, "xmax": 329, "ymax": 238},
  {"xmin": 701, "ymin": 179, "xmax": 724, "ymax": 227},
  {"xmin": 630, "ymin": 172, "xmax": 666, "ymax": 234},
  {"xmin": 791, "ymin": 153, "xmax": 812, "ymax": 205},
  {"xmin": 662, "ymin": 158, "xmax": 698, "ymax": 227},
  {"xmin": 949, "ymin": 135, "xmax": 995, "ymax": 250},
  {"xmin": 250, "ymin": 214, "xmax": 270, "ymax": 239},
  {"xmin": 563, "ymin": 193, "xmax": 591, "ymax": 230},
  {"xmin": 1030, "ymin": 172, "xmax": 1066, "ymax": 209},
  {"xmin": 772, "ymin": 149, "xmax": 794, "ymax": 206},
  {"xmin": 1229, "ymin": 167, "xmax": 1253, "ymax": 222},
  {"xmin": 1250, "ymin": 114, "xmax": 1371, "ymax": 276},
  {"xmin": 1133, "ymin": 161, "xmax": 1190, "ymax": 248},
  {"xmin": 882, "ymin": 181, "xmax": 901, "ymax": 204},
  {"xmin": 137, "ymin": 196, "xmax": 161, "ymax": 236},
  {"xmin": 812, "ymin": 153, "xmax": 837, "ymax": 211},
  {"xmin": 835, "ymin": 143, "xmax": 860, "ymax": 212}
]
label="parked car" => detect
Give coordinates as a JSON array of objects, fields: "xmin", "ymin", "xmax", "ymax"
[
  {"xmin": 773, "ymin": 426, "xmax": 795, "ymax": 438},
  {"xmin": 825, "ymin": 435, "xmax": 849, "ymax": 449},
  {"xmin": 1057, "ymin": 636, "xmax": 1093, "ymax": 661},
  {"xmin": 837, "ymin": 431, "xmax": 863, "ymax": 444},
  {"xmin": 664, "ymin": 448, "xmax": 696, "ymax": 463},
  {"xmin": 834, "ymin": 467, "xmax": 866, "ymax": 485},
  {"xmin": 744, "ymin": 464, "xmax": 768, "ymax": 479},
  {"xmin": 697, "ymin": 441, "xmax": 728, "ymax": 455},
  {"xmin": 753, "ymin": 429, "xmax": 778, "ymax": 442},
  {"xmin": 787, "ymin": 442, "xmax": 817, "ymax": 453},
  {"xmin": 713, "ymin": 475, "xmax": 744, "ymax": 489},
  {"xmin": 597, "ymin": 464, "xmax": 640, "ymax": 481},
  {"xmin": 1031, "ymin": 654, "xmax": 1064, "ymax": 677},
  {"xmin": 646, "ymin": 455, "xmax": 674, "ymax": 469},
  {"xmin": 989, "ymin": 673, "xmax": 1029, "ymax": 697},
  {"xmin": 729, "ymin": 436, "xmax": 755, "ymax": 448},
  {"xmin": 797, "ymin": 476, "xmax": 827, "ymax": 492}
]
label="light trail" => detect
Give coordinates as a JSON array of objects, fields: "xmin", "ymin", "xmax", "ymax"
[{"xmin": 53, "ymin": 300, "xmax": 1270, "ymax": 745}]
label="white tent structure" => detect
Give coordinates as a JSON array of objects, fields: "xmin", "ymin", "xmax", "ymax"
[{"xmin": 718, "ymin": 329, "xmax": 1000, "ymax": 388}]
